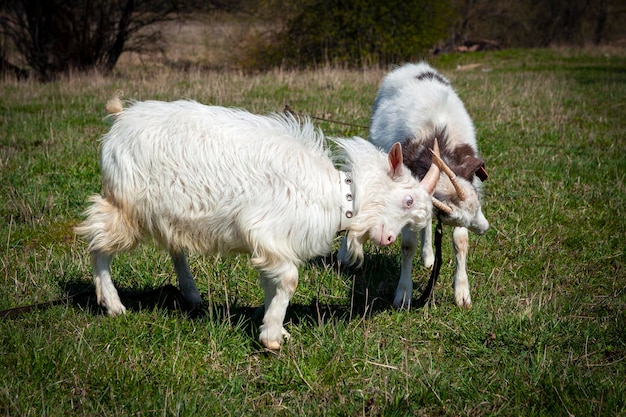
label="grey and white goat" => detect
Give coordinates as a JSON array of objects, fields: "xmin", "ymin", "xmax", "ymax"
[{"xmin": 369, "ymin": 62, "xmax": 489, "ymax": 308}]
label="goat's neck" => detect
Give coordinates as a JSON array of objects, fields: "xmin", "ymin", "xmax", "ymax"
[{"xmin": 338, "ymin": 170, "xmax": 355, "ymax": 231}]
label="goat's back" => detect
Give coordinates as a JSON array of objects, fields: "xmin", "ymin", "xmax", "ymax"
[
  {"xmin": 368, "ymin": 63, "xmax": 489, "ymax": 235},
  {"xmin": 369, "ymin": 63, "xmax": 477, "ymax": 153},
  {"xmin": 100, "ymin": 100, "xmax": 340, "ymax": 259}
]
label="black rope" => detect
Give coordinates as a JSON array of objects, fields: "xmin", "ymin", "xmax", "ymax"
[
  {"xmin": 0, "ymin": 291, "xmax": 92, "ymax": 319},
  {"xmin": 283, "ymin": 103, "xmax": 369, "ymax": 130},
  {"xmin": 416, "ymin": 218, "xmax": 443, "ymax": 307}
]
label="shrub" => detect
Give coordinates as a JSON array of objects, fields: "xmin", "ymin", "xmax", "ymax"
[{"xmin": 252, "ymin": 0, "xmax": 454, "ymax": 69}]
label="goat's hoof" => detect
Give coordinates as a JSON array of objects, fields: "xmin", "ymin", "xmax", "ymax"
[
  {"xmin": 454, "ymin": 285, "xmax": 471, "ymax": 309},
  {"xmin": 393, "ymin": 294, "xmax": 411, "ymax": 309},
  {"xmin": 259, "ymin": 327, "xmax": 290, "ymax": 350},
  {"xmin": 105, "ymin": 303, "xmax": 127, "ymax": 317},
  {"xmin": 184, "ymin": 295, "xmax": 204, "ymax": 310},
  {"xmin": 262, "ymin": 339, "xmax": 282, "ymax": 350},
  {"xmin": 456, "ymin": 297, "xmax": 472, "ymax": 309}
]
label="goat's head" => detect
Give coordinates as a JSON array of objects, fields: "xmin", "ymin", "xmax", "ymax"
[
  {"xmin": 337, "ymin": 140, "xmax": 440, "ymax": 266},
  {"xmin": 430, "ymin": 149, "xmax": 489, "ymax": 234}
]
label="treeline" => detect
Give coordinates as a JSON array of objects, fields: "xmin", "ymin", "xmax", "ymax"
[
  {"xmin": 1, "ymin": 0, "xmax": 623, "ymax": 79},
  {"xmin": 248, "ymin": 0, "xmax": 623, "ymax": 69}
]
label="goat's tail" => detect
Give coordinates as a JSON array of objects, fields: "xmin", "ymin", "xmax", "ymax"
[
  {"xmin": 105, "ymin": 90, "xmax": 124, "ymax": 117},
  {"xmin": 75, "ymin": 195, "xmax": 141, "ymax": 254}
]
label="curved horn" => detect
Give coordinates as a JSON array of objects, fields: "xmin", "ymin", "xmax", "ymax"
[
  {"xmin": 420, "ymin": 139, "xmax": 441, "ymax": 195},
  {"xmin": 429, "ymin": 144, "xmax": 467, "ymax": 201},
  {"xmin": 432, "ymin": 197, "xmax": 453, "ymax": 214}
]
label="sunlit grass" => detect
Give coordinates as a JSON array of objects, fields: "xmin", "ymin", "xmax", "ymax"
[{"xmin": 1, "ymin": 47, "xmax": 625, "ymax": 416}]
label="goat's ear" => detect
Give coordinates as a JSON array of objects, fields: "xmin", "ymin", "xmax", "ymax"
[
  {"xmin": 388, "ymin": 142, "xmax": 404, "ymax": 178},
  {"xmin": 476, "ymin": 162, "xmax": 488, "ymax": 181},
  {"xmin": 459, "ymin": 156, "xmax": 488, "ymax": 182}
]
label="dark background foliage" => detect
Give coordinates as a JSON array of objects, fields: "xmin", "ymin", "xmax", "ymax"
[
  {"xmin": 262, "ymin": 0, "xmax": 453, "ymax": 68},
  {"xmin": 0, "ymin": 0, "xmax": 624, "ymax": 79}
]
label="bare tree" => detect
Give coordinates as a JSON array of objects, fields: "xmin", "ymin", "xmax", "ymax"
[{"xmin": 0, "ymin": 0, "xmax": 182, "ymax": 80}]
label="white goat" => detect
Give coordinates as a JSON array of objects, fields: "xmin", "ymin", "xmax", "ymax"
[
  {"xmin": 369, "ymin": 62, "xmax": 489, "ymax": 309},
  {"xmin": 75, "ymin": 99, "xmax": 442, "ymax": 349}
]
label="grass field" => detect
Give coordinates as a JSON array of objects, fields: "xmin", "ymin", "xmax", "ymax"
[{"xmin": 1, "ymin": 47, "xmax": 625, "ymax": 416}]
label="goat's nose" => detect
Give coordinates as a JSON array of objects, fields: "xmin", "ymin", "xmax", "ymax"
[
  {"xmin": 378, "ymin": 226, "xmax": 396, "ymax": 246},
  {"xmin": 472, "ymin": 212, "xmax": 489, "ymax": 235}
]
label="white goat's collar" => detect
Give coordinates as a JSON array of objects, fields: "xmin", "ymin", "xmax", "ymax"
[{"xmin": 338, "ymin": 171, "xmax": 355, "ymax": 231}]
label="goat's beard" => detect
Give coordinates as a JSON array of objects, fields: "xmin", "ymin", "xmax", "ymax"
[{"xmin": 344, "ymin": 230, "xmax": 366, "ymax": 267}]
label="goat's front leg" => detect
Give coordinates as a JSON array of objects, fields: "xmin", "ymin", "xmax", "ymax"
[
  {"xmin": 258, "ymin": 262, "xmax": 299, "ymax": 350},
  {"xmin": 92, "ymin": 250, "xmax": 126, "ymax": 316},
  {"xmin": 420, "ymin": 223, "xmax": 435, "ymax": 269},
  {"xmin": 170, "ymin": 251, "xmax": 203, "ymax": 308},
  {"xmin": 452, "ymin": 226, "xmax": 471, "ymax": 308},
  {"xmin": 337, "ymin": 235, "xmax": 350, "ymax": 265},
  {"xmin": 393, "ymin": 225, "xmax": 418, "ymax": 309}
]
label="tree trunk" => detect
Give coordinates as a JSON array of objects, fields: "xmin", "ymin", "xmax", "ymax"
[{"xmin": 104, "ymin": 0, "xmax": 135, "ymax": 73}]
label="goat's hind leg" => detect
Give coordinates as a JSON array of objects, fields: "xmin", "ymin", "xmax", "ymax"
[
  {"xmin": 170, "ymin": 251, "xmax": 203, "ymax": 309},
  {"xmin": 92, "ymin": 250, "xmax": 126, "ymax": 316},
  {"xmin": 76, "ymin": 195, "xmax": 141, "ymax": 316}
]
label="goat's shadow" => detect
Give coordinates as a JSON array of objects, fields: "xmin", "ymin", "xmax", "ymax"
[{"xmin": 55, "ymin": 251, "xmax": 436, "ymax": 342}]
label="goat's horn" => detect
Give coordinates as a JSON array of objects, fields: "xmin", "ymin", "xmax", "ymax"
[
  {"xmin": 432, "ymin": 197, "xmax": 453, "ymax": 214},
  {"xmin": 429, "ymin": 144, "xmax": 467, "ymax": 201},
  {"xmin": 420, "ymin": 139, "xmax": 441, "ymax": 194}
]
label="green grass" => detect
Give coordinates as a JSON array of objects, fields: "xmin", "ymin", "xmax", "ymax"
[{"xmin": 1, "ymin": 47, "xmax": 625, "ymax": 416}]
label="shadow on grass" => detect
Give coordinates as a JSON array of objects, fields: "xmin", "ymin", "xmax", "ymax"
[{"xmin": 2, "ymin": 251, "xmax": 437, "ymax": 343}]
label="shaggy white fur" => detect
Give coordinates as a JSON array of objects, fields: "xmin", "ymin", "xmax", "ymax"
[{"xmin": 76, "ymin": 100, "xmax": 441, "ymax": 349}]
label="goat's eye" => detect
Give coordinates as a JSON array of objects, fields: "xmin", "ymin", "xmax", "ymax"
[{"xmin": 404, "ymin": 195, "xmax": 414, "ymax": 208}]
